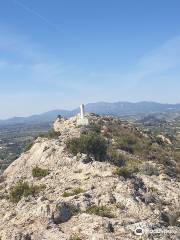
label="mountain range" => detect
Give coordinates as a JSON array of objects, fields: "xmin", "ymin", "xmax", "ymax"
[{"xmin": 1, "ymin": 101, "xmax": 180, "ymax": 125}]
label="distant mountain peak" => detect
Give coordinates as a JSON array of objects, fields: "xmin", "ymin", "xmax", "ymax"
[{"xmin": 0, "ymin": 101, "xmax": 180, "ymax": 125}]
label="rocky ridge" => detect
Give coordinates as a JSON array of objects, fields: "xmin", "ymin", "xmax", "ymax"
[{"xmin": 0, "ymin": 114, "xmax": 179, "ymax": 240}]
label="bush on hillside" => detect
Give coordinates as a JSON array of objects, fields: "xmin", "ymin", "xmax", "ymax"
[
  {"xmin": 148, "ymin": 144, "xmax": 171, "ymax": 164},
  {"xmin": 66, "ymin": 133, "xmax": 107, "ymax": 161},
  {"xmin": 38, "ymin": 129, "xmax": 60, "ymax": 139},
  {"xmin": 9, "ymin": 181, "xmax": 45, "ymax": 203},
  {"xmin": 116, "ymin": 133, "xmax": 143, "ymax": 154},
  {"xmin": 32, "ymin": 166, "xmax": 49, "ymax": 178},
  {"xmin": 62, "ymin": 188, "xmax": 84, "ymax": 197},
  {"xmin": 86, "ymin": 205, "xmax": 115, "ymax": 218},
  {"xmin": 107, "ymin": 148, "xmax": 130, "ymax": 167},
  {"xmin": 88, "ymin": 123, "xmax": 102, "ymax": 134},
  {"xmin": 113, "ymin": 166, "xmax": 137, "ymax": 179},
  {"xmin": 140, "ymin": 163, "xmax": 159, "ymax": 176},
  {"xmin": 69, "ymin": 235, "xmax": 82, "ymax": 240}
]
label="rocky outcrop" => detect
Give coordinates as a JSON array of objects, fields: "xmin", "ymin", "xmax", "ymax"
[
  {"xmin": 156, "ymin": 134, "xmax": 172, "ymax": 145},
  {"xmin": 0, "ymin": 115, "xmax": 179, "ymax": 240}
]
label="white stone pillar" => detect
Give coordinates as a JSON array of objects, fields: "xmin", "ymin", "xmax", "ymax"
[{"xmin": 80, "ymin": 104, "xmax": 85, "ymax": 119}]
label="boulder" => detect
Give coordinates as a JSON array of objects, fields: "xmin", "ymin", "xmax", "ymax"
[{"xmin": 52, "ymin": 202, "xmax": 78, "ymax": 224}]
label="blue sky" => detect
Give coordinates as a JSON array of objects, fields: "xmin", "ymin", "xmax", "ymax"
[{"xmin": 0, "ymin": 0, "xmax": 180, "ymax": 118}]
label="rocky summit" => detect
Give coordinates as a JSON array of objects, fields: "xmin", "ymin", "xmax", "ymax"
[{"xmin": 0, "ymin": 114, "xmax": 180, "ymax": 240}]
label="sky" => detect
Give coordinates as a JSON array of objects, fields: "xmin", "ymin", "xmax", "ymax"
[{"xmin": 0, "ymin": 0, "xmax": 180, "ymax": 118}]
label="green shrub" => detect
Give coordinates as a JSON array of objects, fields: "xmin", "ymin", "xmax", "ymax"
[
  {"xmin": 140, "ymin": 163, "xmax": 159, "ymax": 176},
  {"xmin": 114, "ymin": 129, "xmax": 152, "ymax": 157},
  {"xmin": 107, "ymin": 148, "xmax": 130, "ymax": 167},
  {"xmin": 88, "ymin": 123, "xmax": 101, "ymax": 133},
  {"xmin": 9, "ymin": 181, "xmax": 45, "ymax": 203},
  {"xmin": 113, "ymin": 167, "xmax": 135, "ymax": 179},
  {"xmin": 73, "ymin": 188, "xmax": 84, "ymax": 195},
  {"xmin": 69, "ymin": 235, "xmax": 82, "ymax": 240},
  {"xmin": 62, "ymin": 191, "xmax": 73, "ymax": 197},
  {"xmin": 147, "ymin": 144, "xmax": 174, "ymax": 168},
  {"xmin": 86, "ymin": 205, "xmax": 115, "ymax": 218},
  {"xmin": 32, "ymin": 166, "xmax": 49, "ymax": 178},
  {"xmin": 117, "ymin": 134, "xmax": 141, "ymax": 154},
  {"xmin": 38, "ymin": 129, "xmax": 60, "ymax": 139},
  {"xmin": 149, "ymin": 187, "xmax": 158, "ymax": 193},
  {"xmin": 66, "ymin": 133, "xmax": 107, "ymax": 161},
  {"xmin": 62, "ymin": 188, "xmax": 84, "ymax": 197}
]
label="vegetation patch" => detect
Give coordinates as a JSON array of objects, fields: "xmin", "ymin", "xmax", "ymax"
[
  {"xmin": 38, "ymin": 129, "xmax": 60, "ymax": 139},
  {"xmin": 116, "ymin": 132, "xmax": 151, "ymax": 156},
  {"xmin": 66, "ymin": 133, "xmax": 107, "ymax": 161},
  {"xmin": 62, "ymin": 188, "xmax": 84, "ymax": 197},
  {"xmin": 88, "ymin": 123, "xmax": 102, "ymax": 134},
  {"xmin": 9, "ymin": 181, "xmax": 46, "ymax": 203},
  {"xmin": 140, "ymin": 163, "xmax": 159, "ymax": 176},
  {"xmin": 113, "ymin": 166, "xmax": 137, "ymax": 179},
  {"xmin": 32, "ymin": 166, "xmax": 49, "ymax": 178},
  {"xmin": 62, "ymin": 191, "xmax": 73, "ymax": 197},
  {"xmin": 148, "ymin": 187, "xmax": 158, "ymax": 193},
  {"xmin": 107, "ymin": 148, "xmax": 131, "ymax": 167},
  {"xmin": 86, "ymin": 205, "xmax": 115, "ymax": 218},
  {"xmin": 69, "ymin": 235, "xmax": 82, "ymax": 240},
  {"xmin": 73, "ymin": 188, "xmax": 84, "ymax": 195}
]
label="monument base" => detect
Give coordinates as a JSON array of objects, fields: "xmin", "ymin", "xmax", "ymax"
[{"xmin": 77, "ymin": 117, "xmax": 89, "ymax": 126}]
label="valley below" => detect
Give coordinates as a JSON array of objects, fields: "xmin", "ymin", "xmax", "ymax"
[{"xmin": 0, "ymin": 123, "xmax": 50, "ymax": 172}]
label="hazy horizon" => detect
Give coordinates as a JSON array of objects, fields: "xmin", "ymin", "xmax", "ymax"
[
  {"xmin": 0, "ymin": 100, "xmax": 180, "ymax": 120},
  {"xmin": 0, "ymin": 0, "xmax": 180, "ymax": 118}
]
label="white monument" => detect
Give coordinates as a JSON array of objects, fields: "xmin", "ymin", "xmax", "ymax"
[
  {"xmin": 80, "ymin": 104, "xmax": 85, "ymax": 119},
  {"xmin": 77, "ymin": 104, "xmax": 89, "ymax": 126}
]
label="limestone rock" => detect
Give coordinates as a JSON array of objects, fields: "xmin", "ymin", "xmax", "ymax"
[
  {"xmin": 156, "ymin": 134, "xmax": 172, "ymax": 145},
  {"xmin": 52, "ymin": 201, "xmax": 78, "ymax": 224},
  {"xmin": 13, "ymin": 233, "xmax": 31, "ymax": 240}
]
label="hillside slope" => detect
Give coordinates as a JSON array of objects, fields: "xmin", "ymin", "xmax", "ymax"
[{"xmin": 0, "ymin": 114, "xmax": 179, "ymax": 240}]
